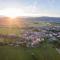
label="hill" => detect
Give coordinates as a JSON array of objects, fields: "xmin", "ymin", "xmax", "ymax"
[
  {"xmin": 20, "ymin": 17, "xmax": 60, "ymax": 22},
  {"xmin": 0, "ymin": 16, "xmax": 60, "ymax": 27}
]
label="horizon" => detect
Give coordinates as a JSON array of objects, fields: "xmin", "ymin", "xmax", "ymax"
[{"xmin": 0, "ymin": 15, "xmax": 60, "ymax": 18}]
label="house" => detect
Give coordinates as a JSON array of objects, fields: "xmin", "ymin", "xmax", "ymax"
[{"xmin": 21, "ymin": 31, "xmax": 45, "ymax": 47}]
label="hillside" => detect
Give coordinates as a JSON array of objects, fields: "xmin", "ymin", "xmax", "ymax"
[{"xmin": 21, "ymin": 17, "xmax": 60, "ymax": 22}]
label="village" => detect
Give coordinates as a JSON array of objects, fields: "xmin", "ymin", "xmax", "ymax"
[{"xmin": 0, "ymin": 26, "xmax": 60, "ymax": 48}]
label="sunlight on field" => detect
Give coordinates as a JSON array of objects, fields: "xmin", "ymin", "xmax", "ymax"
[
  {"xmin": 4, "ymin": 17, "xmax": 25, "ymax": 28},
  {"xmin": 0, "ymin": 27, "xmax": 24, "ymax": 36},
  {"xmin": 28, "ymin": 21, "xmax": 51, "ymax": 27},
  {"xmin": 0, "ymin": 21, "xmax": 52, "ymax": 35}
]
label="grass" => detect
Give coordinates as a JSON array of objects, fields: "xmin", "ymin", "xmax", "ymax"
[
  {"xmin": 0, "ymin": 22, "xmax": 59, "ymax": 36},
  {"xmin": 28, "ymin": 21, "xmax": 60, "ymax": 27},
  {"xmin": 0, "ymin": 46, "xmax": 33, "ymax": 60},
  {"xmin": 0, "ymin": 44, "xmax": 60, "ymax": 60},
  {"xmin": 0, "ymin": 22, "xmax": 60, "ymax": 60},
  {"xmin": 0, "ymin": 27, "xmax": 25, "ymax": 36},
  {"xmin": 30, "ymin": 22, "xmax": 51, "ymax": 27},
  {"xmin": 51, "ymin": 22, "xmax": 60, "ymax": 26}
]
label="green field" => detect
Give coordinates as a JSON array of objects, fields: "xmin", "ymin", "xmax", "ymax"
[
  {"xmin": 28, "ymin": 21, "xmax": 51, "ymax": 27},
  {"xmin": 0, "ymin": 22, "xmax": 60, "ymax": 60},
  {"xmin": 0, "ymin": 22, "xmax": 50, "ymax": 35},
  {"xmin": 0, "ymin": 43, "xmax": 60, "ymax": 60},
  {"xmin": 0, "ymin": 27, "xmax": 25, "ymax": 36},
  {"xmin": 0, "ymin": 22, "xmax": 59, "ymax": 35},
  {"xmin": 51, "ymin": 22, "xmax": 60, "ymax": 26}
]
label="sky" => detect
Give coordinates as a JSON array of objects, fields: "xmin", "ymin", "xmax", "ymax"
[{"xmin": 0, "ymin": 0, "xmax": 60, "ymax": 17}]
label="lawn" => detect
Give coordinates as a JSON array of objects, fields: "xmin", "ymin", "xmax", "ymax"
[{"xmin": 0, "ymin": 45, "xmax": 60, "ymax": 60}]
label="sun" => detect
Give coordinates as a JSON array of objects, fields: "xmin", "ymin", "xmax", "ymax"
[{"xmin": 0, "ymin": 8, "xmax": 25, "ymax": 18}]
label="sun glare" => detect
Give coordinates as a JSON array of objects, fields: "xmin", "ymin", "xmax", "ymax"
[
  {"xmin": 0, "ymin": 8, "xmax": 25, "ymax": 18},
  {"xmin": 0, "ymin": 8, "xmax": 26, "ymax": 27}
]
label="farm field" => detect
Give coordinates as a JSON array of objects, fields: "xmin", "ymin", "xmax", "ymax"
[
  {"xmin": 0, "ymin": 27, "xmax": 25, "ymax": 36},
  {"xmin": 0, "ymin": 22, "xmax": 57, "ymax": 35},
  {"xmin": 0, "ymin": 22, "xmax": 48, "ymax": 35},
  {"xmin": 0, "ymin": 43, "xmax": 60, "ymax": 60},
  {"xmin": 0, "ymin": 0, "xmax": 60, "ymax": 60},
  {"xmin": 0, "ymin": 22, "xmax": 60, "ymax": 60}
]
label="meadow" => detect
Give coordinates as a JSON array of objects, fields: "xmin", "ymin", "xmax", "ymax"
[
  {"xmin": 0, "ymin": 27, "xmax": 25, "ymax": 35},
  {"xmin": 0, "ymin": 21, "xmax": 60, "ymax": 60},
  {"xmin": 0, "ymin": 22, "xmax": 59, "ymax": 35},
  {"xmin": 0, "ymin": 43, "xmax": 60, "ymax": 60}
]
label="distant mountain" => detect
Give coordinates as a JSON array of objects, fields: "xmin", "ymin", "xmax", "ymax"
[
  {"xmin": 0, "ymin": 16, "xmax": 60, "ymax": 27},
  {"xmin": 21, "ymin": 17, "xmax": 60, "ymax": 23}
]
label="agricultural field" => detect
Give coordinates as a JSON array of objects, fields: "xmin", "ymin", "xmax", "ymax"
[
  {"xmin": 51, "ymin": 22, "xmax": 60, "ymax": 26},
  {"xmin": 0, "ymin": 42, "xmax": 60, "ymax": 60},
  {"xmin": 27, "ymin": 21, "xmax": 51, "ymax": 27},
  {"xmin": 0, "ymin": 21, "xmax": 60, "ymax": 60},
  {"xmin": 0, "ymin": 21, "xmax": 50, "ymax": 35},
  {"xmin": 0, "ymin": 22, "xmax": 59, "ymax": 35},
  {"xmin": 0, "ymin": 27, "xmax": 25, "ymax": 43},
  {"xmin": 0, "ymin": 27, "xmax": 25, "ymax": 35},
  {"xmin": 25, "ymin": 21, "xmax": 60, "ymax": 27}
]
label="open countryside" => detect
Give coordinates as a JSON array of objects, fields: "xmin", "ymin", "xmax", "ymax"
[{"xmin": 0, "ymin": 17, "xmax": 60, "ymax": 60}]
